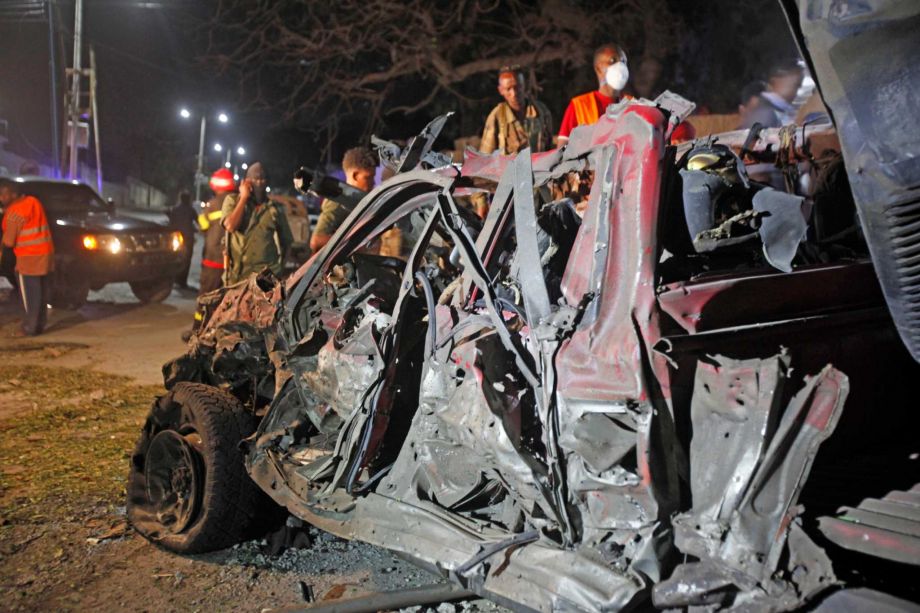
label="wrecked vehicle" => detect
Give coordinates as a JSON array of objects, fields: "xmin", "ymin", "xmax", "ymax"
[{"xmin": 128, "ymin": 5, "xmax": 919, "ymax": 611}]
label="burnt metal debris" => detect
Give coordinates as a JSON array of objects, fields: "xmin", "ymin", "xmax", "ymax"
[{"xmin": 128, "ymin": 91, "xmax": 920, "ymax": 612}]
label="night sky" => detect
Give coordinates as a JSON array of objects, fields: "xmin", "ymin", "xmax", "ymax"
[
  {"xmin": 1, "ymin": 0, "xmax": 800, "ymax": 197},
  {"xmin": 0, "ymin": 0, "xmax": 309, "ymax": 195}
]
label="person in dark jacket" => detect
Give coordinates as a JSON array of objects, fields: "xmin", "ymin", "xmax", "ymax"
[
  {"xmin": 740, "ymin": 59, "xmax": 805, "ymax": 129},
  {"xmin": 168, "ymin": 190, "xmax": 197, "ymax": 289}
]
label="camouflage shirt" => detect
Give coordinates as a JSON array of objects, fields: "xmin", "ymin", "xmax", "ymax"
[{"xmin": 479, "ymin": 100, "xmax": 554, "ymax": 155}]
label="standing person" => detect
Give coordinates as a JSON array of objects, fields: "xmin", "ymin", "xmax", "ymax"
[
  {"xmin": 0, "ymin": 180, "xmax": 54, "ymax": 336},
  {"xmin": 182, "ymin": 169, "xmax": 237, "ymax": 341},
  {"xmin": 739, "ymin": 58, "xmax": 805, "ymax": 129},
  {"xmin": 197, "ymin": 169, "xmax": 235, "ymax": 294},
  {"xmin": 480, "ymin": 69, "xmax": 554, "ymax": 156},
  {"xmin": 475, "ymin": 68, "xmax": 554, "ymax": 218},
  {"xmin": 736, "ymin": 80, "xmax": 767, "ymax": 128},
  {"xmin": 168, "ymin": 190, "xmax": 197, "ymax": 289},
  {"xmin": 222, "ymin": 162, "xmax": 293, "ymax": 284},
  {"xmin": 557, "ymin": 43, "xmax": 633, "ymax": 145},
  {"xmin": 310, "ymin": 147, "xmax": 377, "ymax": 253}
]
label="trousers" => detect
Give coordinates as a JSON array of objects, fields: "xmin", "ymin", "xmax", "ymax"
[{"xmin": 18, "ymin": 273, "xmax": 49, "ymax": 335}]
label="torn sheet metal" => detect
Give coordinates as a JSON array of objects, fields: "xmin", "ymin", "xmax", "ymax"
[
  {"xmin": 656, "ymin": 356, "xmax": 849, "ymax": 609},
  {"xmin": 138, "ymin": 95, "xmax": 912, "ymax": 613}
]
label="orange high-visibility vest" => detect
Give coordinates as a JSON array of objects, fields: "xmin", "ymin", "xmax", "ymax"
[
  {"xmin": 571, "ymin": 92, "xmax": 635, "ymax": 128},
  {"xmin": 571, "ymin": 92, "xmax": 601, "ymax": 127},
  {"xmin": 3, "ymin": 195, "xmax": 54, "ymax": 257}
]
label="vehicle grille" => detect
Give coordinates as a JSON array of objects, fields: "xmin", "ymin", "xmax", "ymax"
[
  {"xmin": 128, "ymin": 233, "xmax": 171, "ymax": 252},
  {"xmin": 886, "ymin": 195, "xmax": 920, "ymax": 358}
]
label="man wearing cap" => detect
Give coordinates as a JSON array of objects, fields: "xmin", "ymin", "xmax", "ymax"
[
  {"xmin": 221, "ymin": 162, "xmax": 293, "ymax": 285},
  {"xmin": 557, "ymin": 43, "xmax": 633, "ymax": 145},
  {"xmin": 197, "ymin": 169, "xmax": 235, "ymax": 294},
  {"xmin": 0, "ymin": 180, "xmax": 54, "ymax": 336}
]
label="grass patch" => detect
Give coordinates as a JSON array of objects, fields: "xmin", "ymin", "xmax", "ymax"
[{"xmin": 0, "ymin": 362, "xmax": 162, "ymax": 522}]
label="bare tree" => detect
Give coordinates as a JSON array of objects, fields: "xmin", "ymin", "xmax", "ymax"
[{"xmin": 205, "ymin": 0, "xmax": 678, "ymax": 150}]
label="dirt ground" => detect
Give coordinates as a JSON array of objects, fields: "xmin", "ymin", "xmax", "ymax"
[{"xmin": 0, "ymin": 283, "xmax": 505, "ymax": 612}]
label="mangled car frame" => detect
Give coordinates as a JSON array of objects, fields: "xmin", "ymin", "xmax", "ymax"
[{"xmin": 127, "ymin": 11, "xmax": 920, "ymax": 612}]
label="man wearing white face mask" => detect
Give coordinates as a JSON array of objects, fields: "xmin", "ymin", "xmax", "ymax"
[{"xmin": 557, "ymin": 43, "xmax": 632, "ymax": 145}]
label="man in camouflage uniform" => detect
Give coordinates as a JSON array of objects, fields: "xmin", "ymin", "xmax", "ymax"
[
  {"xmin": 475, "ymin": 68, "xmax": 553, "ymax": 217},
  {"xmin": 221, "ymin": 162, "xmax": 293, "ymax": 284}
]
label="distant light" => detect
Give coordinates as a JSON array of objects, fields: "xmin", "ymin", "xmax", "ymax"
[
  {"xmin": 71, "ymin": 179, "xmax": 80, "ymax": 185},
  {"xmin": 170, "ymin": 232, "xmax": 184, "ymax": 252},
  {"xmin": 14, "ymin": 177, "xmax": 24, "ymax": 182},
  {"xmin": 108, "ymin": 237, "xmax": 123, "ymax": 255},
  {"xmin": 82, "ymin": 235, "xmax": 98, "ymax": 250},
  {"xmin": 241, "ymin": 163, "xmax": 248, "ymax": 170},
  {"xmin": 236, "ymin": 146, "xmax": 245, "ymax": 156},
  {"xmin": 217, "ymin": 112, "xmax": 229, "ymax": 123},
  {"xmin": 55, "ymin": 219, "xmax": 66, "ymax": 226},
  {"xmin": 224, "ymin": 162, "xmax": 231, "ymax": 168},
  {"xmin": 179, "ymin": 108, "xmax": 191, "ymax": 119},
  {"xmin": 266, "ymin": 186, "xmax": 271, "ymax": 193},
  {"xmin": 213, "ymin": 143, "xmax": 223, "ymax": 152},
  {"xmin": 233, "ymin": 174, "xmax": 239, "ymax": 181},
  {"xmin": 111, "ymin": 223, "xmax": 125, "ymax": 230}
]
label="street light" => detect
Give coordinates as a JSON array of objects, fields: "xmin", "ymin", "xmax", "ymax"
[
  {"xmin": 179, "ymin": 108, "xmax": 231, "ymax": 202},
  {"xmin": 236, "ymin": 146, "xmax": 245, "ymax": 156},
  {"xmin": 213, "ymin": 143, "xmax": 223, "ymax": 152}
]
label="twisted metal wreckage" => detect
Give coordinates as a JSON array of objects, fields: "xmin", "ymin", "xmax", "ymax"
[{"xmin": 128, "ymin": 88, "xmax": 919, "ymax": 611}]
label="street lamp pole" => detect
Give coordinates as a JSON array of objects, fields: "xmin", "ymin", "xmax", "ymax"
[{"xmin": 195, "ymin": 116, "xmax": 206, "ymax": 202}]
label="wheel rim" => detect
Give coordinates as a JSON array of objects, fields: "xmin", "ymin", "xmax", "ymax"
[{"xmin": 144, "ymin": 429, "xmax": 204, "ymax": 534}]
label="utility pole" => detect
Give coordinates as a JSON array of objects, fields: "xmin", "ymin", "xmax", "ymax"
[
  {"xmin": 90, "ymin": 47, "xmax": 102, "ymax": 192},
  {"xmin": 67, "ymin": 0, "xmax": 82, "ymax": 180},
  {"xmin": 47, "ymin": 0, "xmax": 60, "ymax": 177},
  {"xmin": 195, "ymin": 116, "xmax": 206, "ymax": 202}
]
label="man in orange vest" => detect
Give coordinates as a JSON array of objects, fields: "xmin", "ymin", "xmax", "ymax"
[
  {"xmin": 557, "ymin": 43, "xmax": 632, "ymax": 145},
  {"xmin": 0, "ymin": 180, "xmax": 55, "ymax": 336}
]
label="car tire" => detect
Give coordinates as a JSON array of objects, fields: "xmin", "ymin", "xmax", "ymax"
[
  {"xmin": 130, "ymin": 277, "xmax": 173, "ymax": 303},
  {"xmin": 127, "ymin": 383, "xmax": 266, "ymax": 553},
  {"xmin": 51, "ymin": 281, "xmax": 89, "ymax": 310}
]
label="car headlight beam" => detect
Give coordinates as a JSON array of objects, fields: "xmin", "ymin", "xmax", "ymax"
[
  {"xmin": 82, "ymin": 233, "xmax": 126, "ymax": 254},
  {"xmin": 171, "ymin": 232, "xmax": 184, "ymax": 252}
]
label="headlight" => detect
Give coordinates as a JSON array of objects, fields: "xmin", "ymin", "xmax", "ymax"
[
  {"xmin": 170, "ymin": 231, "xmax": 184, "ymax": 252},
  {"xmin": 81, "ymin": 233, "xmax": 125, "ymax": 254}
]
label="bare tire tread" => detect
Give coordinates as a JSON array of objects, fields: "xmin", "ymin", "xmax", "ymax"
[{"xmin": 128, "ymin": 382, "xmax": 267, "ymax": 553}]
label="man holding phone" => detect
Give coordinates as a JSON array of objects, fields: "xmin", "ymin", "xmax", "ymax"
[{"xmin": 221, "ymin": 162, "xmax": 293, "ymax": 285}]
